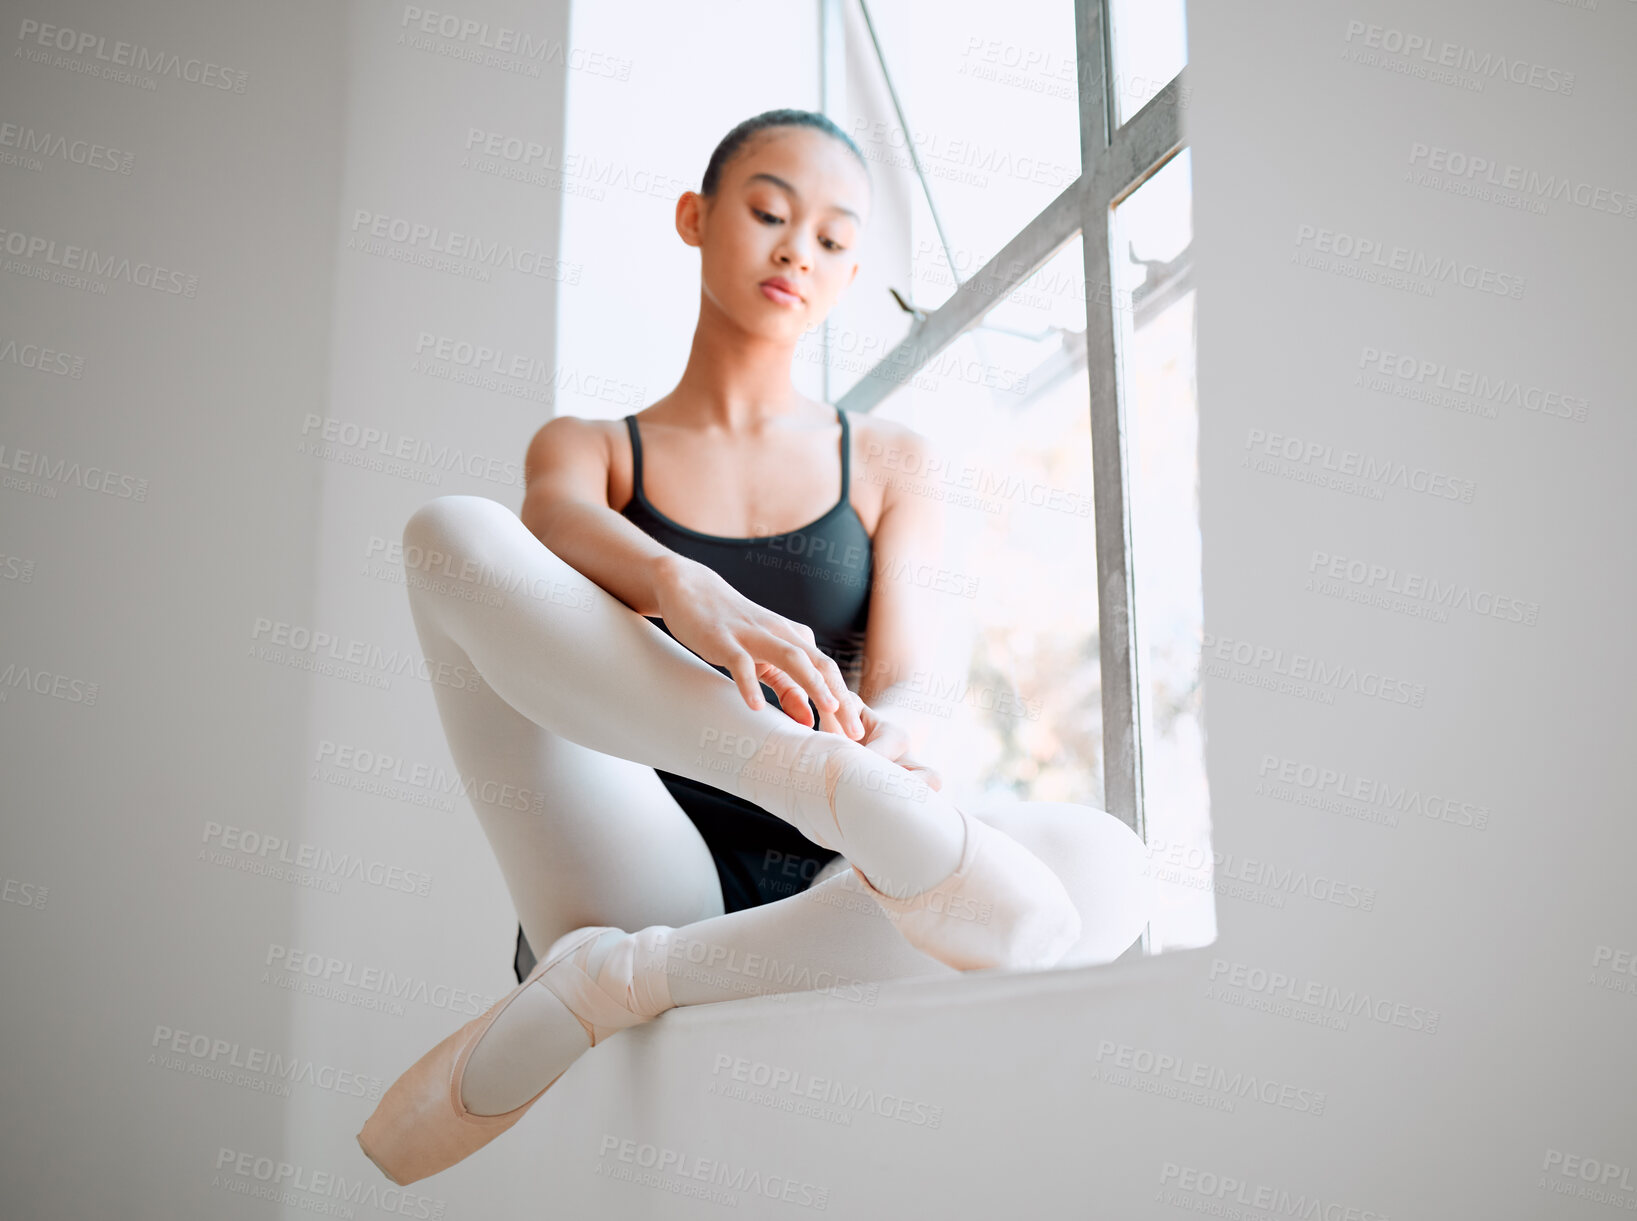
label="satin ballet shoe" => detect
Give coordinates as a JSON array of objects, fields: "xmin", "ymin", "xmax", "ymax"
[
  {"xmin": 851, "ymin": 806, "xmax": 1082, "ymax": 972},
  {"xmin": 356, "ymin": 923, "xmax": 670, "ymax": 1186}
]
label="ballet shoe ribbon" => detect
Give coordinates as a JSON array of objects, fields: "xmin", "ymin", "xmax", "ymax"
[{"xmin": 540, "ymin": 932, "xmax": 670, "ymax": 1045}]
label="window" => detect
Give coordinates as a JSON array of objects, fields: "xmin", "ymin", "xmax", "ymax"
[{"xmin": 826, "ymin": 0, "xmax": 1208, "ymax": 953}]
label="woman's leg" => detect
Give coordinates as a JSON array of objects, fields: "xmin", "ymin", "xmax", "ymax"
[
  {"xmin": 399, "ymin": 495, "xmax": 1091, "ymax": 1113},
  {"xmin": 661, "ymin": 854, "xmax": 956, "ymax": 1008},
  {"xmin": 456, "ymin": 798, "xmax": 1151, "ymax": 1114},
  {"xmin": 405, "ymin": 559, "xmax": 729, "ymax": 954},
  {"xmin": 399, "ymin": 493, "xmax": 951, "ymax": 1114},
  {"xmin": 403, "ymin": 494, "xmax": 970, "ymax": 897},
  {"xmin": 400, "ymin": 504, "xmax": 739, "ymax": 1116},
  {"xmin": 658, "ymin": 801, "xmax": 1154, "ymax": 1008}
]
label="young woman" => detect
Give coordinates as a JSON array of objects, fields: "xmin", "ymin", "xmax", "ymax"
[{"xmin": 356, "ymin": 108, "xmax": 1152, "ymax": 1185}]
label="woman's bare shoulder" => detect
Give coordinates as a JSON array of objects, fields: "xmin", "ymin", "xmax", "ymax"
[
  {"xmin": 523, "ymin": 413, "xmax": 620, "ymax": 472},
  {"xmin": 843, "ymin": 409, "xmax": 936, "ymax": 480},
  {"xmin": 522, "ymin": 414, "xmax": 627, "ymax": 506}
]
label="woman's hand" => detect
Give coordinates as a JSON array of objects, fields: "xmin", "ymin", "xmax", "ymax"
[
  {"xmin": 815, "ymin": 698, "xmax": 942, "ymax": 791},
  {"xmin": 653, "ymin": 555, "xmax": 867, "ymax": 739}
]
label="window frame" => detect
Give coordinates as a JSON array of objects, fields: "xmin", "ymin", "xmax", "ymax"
[{"xmin": 824, "ymin": 0, "xmax": 1190, "ymax": 889}]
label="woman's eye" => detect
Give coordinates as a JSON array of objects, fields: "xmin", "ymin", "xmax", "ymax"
[{"xmin": 754, "ymin": 207, "xmax": 846, "ymax": 252}]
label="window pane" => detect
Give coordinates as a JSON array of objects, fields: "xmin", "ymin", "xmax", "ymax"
[
  {"xmin": 870, "ymin": 236, "xmax": 1105, "ymax": 811},
  {"xmin": 1109, "ymin": 147, "xmax": 1212, "ymax": 951},
  {"xmin": 1109, "ymin": 0, "xmax": 1189, "ymax": 127},
  {"xmin": 859, "ymin": 0, "xmax": 1082, "ymax": 313}
]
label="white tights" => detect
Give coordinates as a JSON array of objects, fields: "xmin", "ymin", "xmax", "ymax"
[{"xmin": 398, "ymin": 496, "xmax": 1151, "ymax": 1112}]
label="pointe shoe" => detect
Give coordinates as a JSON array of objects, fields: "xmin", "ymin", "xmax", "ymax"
[
  {"xmin": 851, "ymin": 806, "xmax": 1082, "ymax": 972},
  {"xmin": 356, "ymin": 924, "xmax": 669, "ymax": 1186}
]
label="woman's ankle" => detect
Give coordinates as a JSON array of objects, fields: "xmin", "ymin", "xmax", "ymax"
[
  {"xmin": 728, "ymin": 730, "xmax": 964, "ymax": 894},
  {"xmin": 591, "ymin": 925, "xmax": 674, "ymax": 1021}
]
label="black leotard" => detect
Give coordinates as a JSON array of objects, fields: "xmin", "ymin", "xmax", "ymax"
[{"xmin": 512, "ymin": 405, "xmax": 874, "ymax": 982}]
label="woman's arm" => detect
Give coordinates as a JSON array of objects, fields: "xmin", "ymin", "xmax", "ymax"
[
  {"xmin": 519, "ymin": 416, "xmax": 864, "ymax": 736},
  {"xmin": 851, "ymin": 424, "xmax": 950, "ymax": 759},
  {"xmin": 519, "ymin": 415, "xmax": 682, "ymax": 617}
]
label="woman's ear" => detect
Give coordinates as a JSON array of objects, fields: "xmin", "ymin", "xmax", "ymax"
[{"xmin": 675, "ymin": 191, "xmax": 704, "ymax": 248}]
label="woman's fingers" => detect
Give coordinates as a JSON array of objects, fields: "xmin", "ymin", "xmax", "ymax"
[
  {"xmin": 722, "ymin": 651, "xmax": 766, "ymax": 712},
  {"xmin": 762, "ymin": 635, "xmax": 846, "ymax": 724},
  {"xmin": 775, "ymin": 632, "xmax": 864, "ymax": 738},
  {"xmin": 900, "ymin": 758, "xmax": 943, "ymax": 790},
  {"xmin": 857, "ymin": 714, "xmax": 909, "ymax": 758},
  {"xmin": 807, "ymin": 651, "xmax": 862, "ymax": 738},
  {"xmin": 756, "ymin": 662, "xmax": 818, "ymax": 727},
  {"xmin": 814, "ymin": 702, "xmax": 841, "ymax": 736},
  {"xmin": 714, "ymin": 615, "xmax": 866, "ymax": 741},
  {"xmin": 849, "ymin": 714, "xmax": 942, "ymax": 788}
]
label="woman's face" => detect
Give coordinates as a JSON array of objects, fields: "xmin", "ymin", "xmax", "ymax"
[{"xmin": 683, "ymin": 126, "xmax": 871, "ymax": 341}]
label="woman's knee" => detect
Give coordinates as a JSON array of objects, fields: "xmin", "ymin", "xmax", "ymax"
[
  {"xmin": 402, "ymin": 494, "xmax": 518, "ymax": 560},
  {"xmin": 977, "ymin": 803, "xmax": 1156, "ymax": 966}
]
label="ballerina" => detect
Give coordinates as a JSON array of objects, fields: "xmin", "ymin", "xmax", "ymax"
[{"xmin": 356, "ymin": 107, "xmax": 1151, "ymax": 1186}]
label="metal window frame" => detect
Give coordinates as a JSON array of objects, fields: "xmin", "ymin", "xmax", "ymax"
[{"xmin": 824, "ymin": 0, "xmax": 1187, "ymax": 861}]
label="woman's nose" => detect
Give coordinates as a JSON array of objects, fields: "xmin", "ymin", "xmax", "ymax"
[{"xmin": 777, "ymin": 237, "xmax": 813, "ymax": 270}]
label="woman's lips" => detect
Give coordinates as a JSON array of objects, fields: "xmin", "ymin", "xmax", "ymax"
[{"xmin": 759, "ymin": 281, "xmax": 802, "ymax": 307}]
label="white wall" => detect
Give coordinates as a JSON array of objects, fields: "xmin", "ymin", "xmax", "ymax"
[
  {"xmin": 1, "ymin": 0, "xmax": 579, "ymax": 1217},
  {"xmin": 2, "ymin": 1, "xmax": 1633, "ymax": 1218}
]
